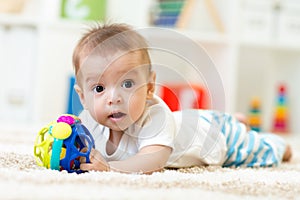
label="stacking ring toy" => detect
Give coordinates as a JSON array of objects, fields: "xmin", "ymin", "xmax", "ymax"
[{"xmin": 33, "ymin": 114, "xmax": 95, "ymax": 173}]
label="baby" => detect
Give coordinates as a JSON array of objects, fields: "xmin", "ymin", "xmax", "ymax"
[{"xmin": 73, "ymin": 23, "xmax": 291, "ymax": 174}]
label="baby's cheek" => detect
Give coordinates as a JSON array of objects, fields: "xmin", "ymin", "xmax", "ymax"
[
  {"xmin": 91, "ymin": 99, "xmax": 105, "ymax": 122},
  {"xmin": 128, "ymin": 94, "xmax": 146, "ymax": 121}
]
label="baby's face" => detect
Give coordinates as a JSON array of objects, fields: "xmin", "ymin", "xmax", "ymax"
[{"xmin": 76, "ymin": 51, "xmax": 154, "ymax": 131}]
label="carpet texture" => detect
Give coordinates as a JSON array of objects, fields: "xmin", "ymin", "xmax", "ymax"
[{"xmin": 1, "ymin": 126, "xmax": 299, "ymax": 199}]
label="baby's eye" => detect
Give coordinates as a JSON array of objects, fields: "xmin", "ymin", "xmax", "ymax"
[
  {"xmin": 121, "ymin": 80, "xmax": 134, "ymax": 89},
  {"xmin": 93, "ymin": 85, "xmax": 105, "ymax": 93}
]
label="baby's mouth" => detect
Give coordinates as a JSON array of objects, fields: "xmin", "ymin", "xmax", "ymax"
[{"xmin": 109, "ymin": 112, "xmax": 126, "ymax": 119}]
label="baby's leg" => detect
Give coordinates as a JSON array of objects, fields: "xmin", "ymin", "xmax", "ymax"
[
  {"xmin": 234, "ymin": 112, "xmax": 292, "ymax": 162},
  {"xmin": 259, "ymin": 133, "xmax": 292, "ymax": 165}
]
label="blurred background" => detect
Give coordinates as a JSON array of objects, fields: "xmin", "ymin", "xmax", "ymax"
[{"xmin": 0, "ymin": 0, "xmax": 299, "ymax": 135}]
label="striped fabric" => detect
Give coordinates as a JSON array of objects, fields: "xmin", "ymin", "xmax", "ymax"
[{"xmin": 200, "ymin": 111, "xmax": 286, "ymax": 167}]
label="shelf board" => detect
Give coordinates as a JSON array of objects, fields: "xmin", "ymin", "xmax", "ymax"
[
  {"xmin": 40, "ymin": 18, "xmax": 96, "ymax": 30},
  {"xmin": 143, "ymin": 26, "xmax": 229, "ymax": 45},
  {"xmin": 240, "ymin": 39, "xmax": 300, "ymax": 51},
  {"xmin": 0, "ymin": 13, "xmax": 99, "ymax": 31},
  {"xmin": 0, "ymin": 13, "xmax": 39, "ymax": 27},
  {"xmin": 178, "ymin": 29, "xmax": 229, "ymax": 44}
]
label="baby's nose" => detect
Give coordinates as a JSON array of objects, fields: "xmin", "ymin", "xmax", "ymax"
[{"xmin": 107, "ymin": 89, "xmax": 123, "ymax": 105}]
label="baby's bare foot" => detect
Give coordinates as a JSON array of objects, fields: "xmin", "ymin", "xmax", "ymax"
[
  {"xmin": 234, "ymin": 112, "xmax": 251, "ymax": 131},
  {"xmin": 282, "ymin": 144, "xmax": 292, "ymax": 162}
]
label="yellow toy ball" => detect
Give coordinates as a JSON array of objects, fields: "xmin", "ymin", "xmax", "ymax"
[{"xmin": 50, "ymin": 122, "xmax": 72, "ymax": 140}]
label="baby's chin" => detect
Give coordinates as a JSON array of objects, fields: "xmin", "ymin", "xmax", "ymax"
[{"xmin": 106, "ymin": 122, "xmax": 133, "ymax": 133}]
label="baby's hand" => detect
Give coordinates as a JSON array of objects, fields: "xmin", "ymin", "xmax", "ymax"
[{"xmin": 80, "ymin": 148, "xmax": 110, "ymax": 172}]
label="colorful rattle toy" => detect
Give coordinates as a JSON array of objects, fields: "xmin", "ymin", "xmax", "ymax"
[{"xmin": 33, "ymin": 114, "xmax": 95, "ymax": 173}]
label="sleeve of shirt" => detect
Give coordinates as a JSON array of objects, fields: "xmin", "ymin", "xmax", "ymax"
[{"xmin": 137, "ymin": 103, "xmax": 176, "ymax": 151}]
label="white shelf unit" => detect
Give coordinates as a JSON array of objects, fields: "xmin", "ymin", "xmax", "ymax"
[
  {"xmin": 0, "ymin": 0, "xmax": 300, "ymax": 133},
  {"xmin": 146, "ymin": 0, "xmax": 300, "ymax": 133},
  {"xmin": 235, "ymin": 45, "xmax": 300, "ymax": 133},
  {"xmin": 0, "ymin": 12, "xmax": 88, "ymax": 124}
]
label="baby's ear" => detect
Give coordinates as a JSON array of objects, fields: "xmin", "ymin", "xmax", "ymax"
[
  {"xmin": 74, "ymin": 84, "xmax": 87, "ymax": 109},
  {"xmin": 147, "ymin": 71, "xmax": 156, "ymax": 99}
]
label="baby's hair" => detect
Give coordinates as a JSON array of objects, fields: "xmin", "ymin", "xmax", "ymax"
[{"xmin": 73, "ymin": 23, "xmax": 151, "ymax": 76}]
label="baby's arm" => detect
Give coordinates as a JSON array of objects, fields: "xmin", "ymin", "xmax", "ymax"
[{"xmin": 80, "ymin": 145, "xmax": 172, "ymax": 174}]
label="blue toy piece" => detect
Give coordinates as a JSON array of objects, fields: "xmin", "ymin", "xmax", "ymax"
[
  {"xmin": 34, "ymin": 114, "xmax": 95, "ymax": 173},
  {"xmin": 67, "ymin": 76, "xmax": 83, "ymax": 116}
]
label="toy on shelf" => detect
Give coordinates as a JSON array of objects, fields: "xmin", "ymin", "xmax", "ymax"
[
  {"xmin": 151, "ymin": 0, "xmax": 185, "ymax": 27},
  {"xmin": 34, "ymin": 114, "xmax": 95, "ymax": 173},
  {"xmin": 272, "ymin": 84, "xmax": 289, "ymax": 133},
  {"xmin": 248, "ymin": 96, "xmax": 262, "ymax": 132},
  {"xmin": 160, "ymin": 84, "xmax": 210, "ymax": 112}
]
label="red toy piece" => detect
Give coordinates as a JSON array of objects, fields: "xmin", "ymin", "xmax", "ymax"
[{"xmin": 160, "ymin": 84, "xmax": 210, "ymax": 111}]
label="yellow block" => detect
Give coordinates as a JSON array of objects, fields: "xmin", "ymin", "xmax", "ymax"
[{"xmin": 248, "ymin": 117, "xmax": 261, "ymax": 126}]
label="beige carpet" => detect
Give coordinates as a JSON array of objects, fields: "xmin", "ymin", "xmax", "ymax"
[{"xmin": 1, "ymin": 125, "xmax": 300, "ymax": 200}]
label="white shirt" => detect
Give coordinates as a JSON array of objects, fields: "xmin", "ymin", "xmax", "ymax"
[
  {"xmin": 79, "ymin": 95, "xmax": 227, "ymax": 168},
  {"xmin": 79, "ymin": 95, "xmax": 175, "ymax": 162},
  {"xmin": 168, "ymin": 109, "xmax": 227, "ymax": 167}
]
